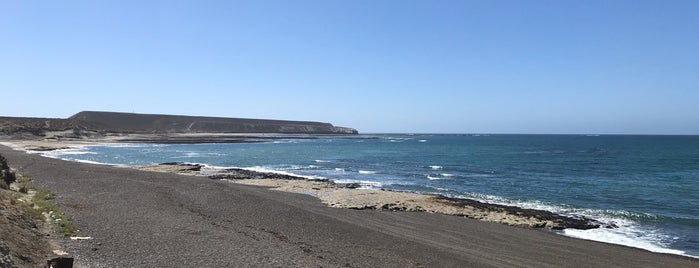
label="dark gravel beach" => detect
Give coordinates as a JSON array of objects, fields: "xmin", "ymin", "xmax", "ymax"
[{"xmin": 1, "ymin": 145, "xmax": 696, "ymax": 267}]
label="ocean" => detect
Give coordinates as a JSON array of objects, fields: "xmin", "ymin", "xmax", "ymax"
[{"xmin": 42, "ymin": 134, "xmax": 699, "ymax": 257}]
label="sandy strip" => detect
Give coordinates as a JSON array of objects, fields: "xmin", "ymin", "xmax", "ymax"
[{"xmin": 0, "ymin": 143, "xmax": 697, "ymax": 267}]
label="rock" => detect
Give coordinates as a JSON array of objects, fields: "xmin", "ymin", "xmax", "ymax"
[
  {"xmin": 338, "ymin": 183, "xmax": 361, "ymax": 189},
  {"xmin": 156, "ymin": 163, "xmax": 202, "ymax": 172},
  {"xmin": 0, "ymin": 243, "xmax": 16, "ymax": 268},
  {"xmin": 208, "ymin": 168, "xmax": 323, "ymax": 181},
  {"xmin": 434, "ymin": 196, "xmax": 607, "ymax": 230},
  {"xmin": 45, "ymin": 257, "xmax": 73, "ymax": 268}
]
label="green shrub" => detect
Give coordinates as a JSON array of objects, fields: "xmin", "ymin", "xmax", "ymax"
[
  {"xmin": 31, "ymin": 189, "xmax": 76, "ymax": 236},
  {"xmin": 0, "ymin": 154, "xmax": 8, "ymax": 170},
  {"xmin": 0, "ymin": 154, "xmax": 16, "ymax": 186}
]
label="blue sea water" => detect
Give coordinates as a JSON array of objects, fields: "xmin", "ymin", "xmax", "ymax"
[{"xmin": 44, "ymin": 134, "xmax": 699, "ymax": 257}]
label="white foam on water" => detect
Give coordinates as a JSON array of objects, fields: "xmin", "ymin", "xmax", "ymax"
[
  {"xmin": 464, "ymin": 173, "xmax": 495, "ymax": 178},
  {"xmin": 184, "ymin": 152, "xmax": 201, "ymax": 157},
  {"xmin": 383, "ymin": 136, "xmax": 414, "ymax": 141},
  {"xmin": 441, "ymin": 173, "xmax": 455, "ymax": 177},
  {"xmin": 290, "ymin": 165, "xmax": 319, "ymax": 170},
  {"xmin": 428, "ymin": 165, "xmax": 443, "ymax": 170},
  {"xmin": 42, "ymin": 148, "xmax": 97, "ymax": 157},
  {"xmin": 37, "ymin": 148, "xmax": 98, "ymax": 160},
  {"xmin": 72, "ymin": 159, "xmax": 113, "ymax": 166},
  {"xmin": 244, "ymin": 166, "xmax": 300, "ymax": 176},
  {"xmin": 333, "ymin": 179, "xmax": 383, "ymax": 189},
  {"xmin": 175, "ymin": 151, "xmax": 225, "ymax": 158},
  {"xmin": 200, "ymin": 164, "xmax": 237, "ymax": 170},
  {"xmin": 453, "ymin": 192, "xmax": 692, "ymax": 257},
  {"xmin": 358, "ymin": 170, "xmax": 377, "ymax": 174},
  {"xmin": 424, "ymin": 185, "xmax": 451, "ymax": 191},
  {"xmin": 418, "ymin": 140, "xmax": 427, "ymax": 143},
  {"xmin": 242, "ymin": 166, "xmax": 327, "ymax": 181},
  {"xmin": 314, "ymin": 160, "xmax": 331, "ymax": 163},
  {"xmin": 334, "ymin": 168, "xmax": 346, "ymax": 171},
  {"xmin": 560, "ymin": 211, "xmax": 698, "ymax": 257},
  {"xmin": 564, "ymin": 227, "xmax": 685, "ymax": 255},
  {"xmin": 272, "ymin": 140, "xmax": 299, "ymax": 144},
  {"xmin": 104, "ymin": 143, "xmax": 165, "ymax": 148},
  {"xmin": 427, "ymin": 176, "xmax": 444, "ymax": 180},
  {"xmin": 57, "ymin": 151, "xmax": 97, "ymax": 155}
]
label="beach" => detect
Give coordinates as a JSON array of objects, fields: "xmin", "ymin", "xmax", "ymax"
[{"xmin": 0, "ymin": 143, "xmax": 697, "ymax": 267}]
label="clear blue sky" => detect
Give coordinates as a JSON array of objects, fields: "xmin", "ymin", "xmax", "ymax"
[{"xmin": 1, "ymin": 1, "xmax": 698, "ymax": 134}]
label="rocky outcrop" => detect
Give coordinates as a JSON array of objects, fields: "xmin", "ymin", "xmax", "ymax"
[
  {"xmin": 209, "ymin": 168, "xmax": 326, "ymax": 181},
  {"xmin": 433, "ymin": 196, "xmax": 611, "ymax": 230},
  {"xmin": 206, "ymin": 166, "xmax": 611, "ymax": 230},
  {"xmin": 0, "ymin": 117, "xmax": 99, "ymax": 137}
]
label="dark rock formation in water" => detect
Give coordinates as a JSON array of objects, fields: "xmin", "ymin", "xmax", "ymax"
[
  {"xmin": 434, "ymin": 196, "xmax": 612, "ymax": 230},
  {"xmin": 209, "ymin": 168, "xmax": 326, "ymax": 181}
]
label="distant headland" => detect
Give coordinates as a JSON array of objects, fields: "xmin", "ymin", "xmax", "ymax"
[{"xmin": 0, "ymin": 111, "xmax": 358, "ymax": 140}]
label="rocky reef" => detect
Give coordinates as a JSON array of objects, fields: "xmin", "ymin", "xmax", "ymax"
[{"xmin": 195, "ymin": 165, "xmax": 609, "ymax": 230}]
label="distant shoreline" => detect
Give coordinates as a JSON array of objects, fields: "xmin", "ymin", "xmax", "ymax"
[{"xmin": 0, "ymin": 132, "xmax": 356, "ymax": 151}]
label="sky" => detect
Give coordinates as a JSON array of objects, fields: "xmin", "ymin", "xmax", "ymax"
[{"xmin": 1, "ymin": 1, "xmax": 698, "ymax": 134}]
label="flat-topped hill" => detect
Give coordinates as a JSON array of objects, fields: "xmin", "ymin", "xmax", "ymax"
[
  {"xmin": 69, "ymin": 111, "xmax": 357, "ymax": 134},
  {"xmin": 0, "ymin": 111, "xmax": 358, "ymax": 137}
]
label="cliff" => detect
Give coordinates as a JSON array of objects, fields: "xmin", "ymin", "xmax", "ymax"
[{"xmin": 0, "ymin": 111, "xmax": 358, "ymax": 137}]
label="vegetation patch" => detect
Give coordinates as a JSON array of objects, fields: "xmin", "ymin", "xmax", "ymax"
[
  {"xmin": 2, "ymin": 161, "xmax": 77, "ymax": 237},
  {"xmin": 0, "ymin": 154, "xmax": 17, "ymax": 189},
  {"xmin": 0, "ymin": 153, "xmax": 72, "ymax": 266},
  {"xmin": 30, "ymin": 188, "xmax": 77, "ymax": 236},
  {"xmin": 0, "ymin": 179, "xmax": 51, "ymax": 267}
]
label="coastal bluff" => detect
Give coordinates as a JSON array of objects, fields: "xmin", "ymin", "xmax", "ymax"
[{"xmin": 0, "ymin": 111, "xmax": 358, "ymax": 137}]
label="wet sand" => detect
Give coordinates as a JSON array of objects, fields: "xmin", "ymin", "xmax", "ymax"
[{"xmin": 0, "ymin": 144, "xmax": 697, "ymax": 267}]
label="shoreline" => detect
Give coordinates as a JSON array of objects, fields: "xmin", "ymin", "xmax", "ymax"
[
  {"xmin": 0, "ymin": 141, "xmax": 697, "ymax": 266},
  {"xmin": 132, "ymin": 163, "xmax": 699, "ymax": 258},
  {"xmin": 0, "ymin": 132, "xmax": 321, "ymax": 150},
  {"xmin": 3, "ymin": 138, "xmax": 697, "ymax": 258},
  {"xmin": 138, "ymin": 163, "xmax": 608, "ymax": 230},
  {"xmin": 7, "ymin": 138, "xmax": 610, "ymax": 230},
  {"xmin": 6, "ymin": 138, "xmax": 698, "ymax": 257}
]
